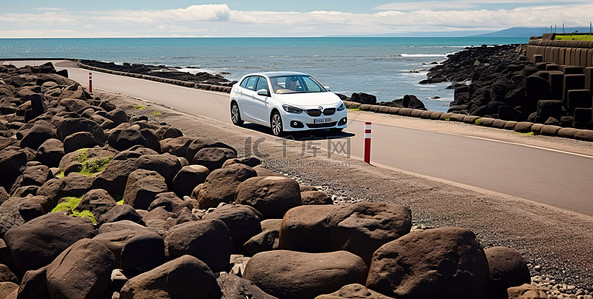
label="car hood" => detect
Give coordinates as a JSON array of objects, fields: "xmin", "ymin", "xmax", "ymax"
[{"xmin": 274, "ymin": 92, "xmax": 342, "ymax": 108}]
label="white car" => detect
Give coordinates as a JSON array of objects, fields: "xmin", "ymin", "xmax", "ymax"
[{"xmin": 229, "ymin": 72, "xmax": 347, "ymax": 136}]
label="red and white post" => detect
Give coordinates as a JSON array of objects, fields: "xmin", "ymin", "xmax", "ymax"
[
  {"xmin": 88, "ymin": 72, "xmax": 93, "ymax": 93},
  {"xmin": 364, "ymin": 122, "xmax": 371, "ymax": 164}
]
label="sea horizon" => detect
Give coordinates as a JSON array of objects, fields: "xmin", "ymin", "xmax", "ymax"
[{"xmin": 0, "ymin": 36, "xmax": 528, "ymax": 112}]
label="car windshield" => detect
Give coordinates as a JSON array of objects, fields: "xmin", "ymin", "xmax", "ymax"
[{"xmin": 270, "ymin": 75, "xmax": 326, "ymax": 94}]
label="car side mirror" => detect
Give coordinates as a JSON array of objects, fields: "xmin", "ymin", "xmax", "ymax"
[
  {"xmin": 257, "ymin": 89, "xmax": 270, "ymax": 97},
  {"xmin": 324, "ymin": 86, "xmax": 331, "ymax": 91}
]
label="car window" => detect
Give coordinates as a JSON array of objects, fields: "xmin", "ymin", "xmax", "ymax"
[
  {"xmin": 271, "ymin": 75, "xmax": 326, "ymax": 94},
  {"xmin": 240, "ymin": 76, "xmax": 250, "ymax": 88},
  {"xmin": 245, "ymin": 76, "xmax": 258, "ymax": 91},
  {"xmin": 255, "ymin": 76, "xmax": 269, "ymax": 92}
]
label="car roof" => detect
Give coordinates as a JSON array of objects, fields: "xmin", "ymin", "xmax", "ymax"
[{"xmin": 248, "ymin": 71, "xmax": 309, "ymax": 78}]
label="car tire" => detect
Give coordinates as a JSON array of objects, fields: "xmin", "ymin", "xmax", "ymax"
[
  {"xmin": 271, "ymin": 112, "xmax": 284, "ymax": 136},
  {"xmin": 231, "ymin": 102, "xmax": 244, "ymax": 126},
  {"xmin": 330, "ymin": 128, "xmax": 343, "ymax": 134}
]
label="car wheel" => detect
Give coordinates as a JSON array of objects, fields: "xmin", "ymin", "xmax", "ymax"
[
  {"xmin": 271, "ymin": 112, "xmax": 284, "ymax": 136},
  {"xmin": 330, "ymin": 128, "xmax": 343, "ymax": 134},
  {"xmin": 230, "ymin": 102, "xmax": 244, "ymax": 126}
]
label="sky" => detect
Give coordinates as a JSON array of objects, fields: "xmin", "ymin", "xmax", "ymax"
[{"xmin": 0, "ymin": 0, "xmax": 592, "ymax": 37}]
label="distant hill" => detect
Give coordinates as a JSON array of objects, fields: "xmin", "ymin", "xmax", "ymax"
[{"xmin": 475, "ymin": 27, "xmax": 593, "ymax": 37}]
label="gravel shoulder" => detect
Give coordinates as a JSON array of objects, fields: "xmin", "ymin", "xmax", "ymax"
[{"xmin": 97, "ymin": 88, "xmax": 593, "ymax": 293}]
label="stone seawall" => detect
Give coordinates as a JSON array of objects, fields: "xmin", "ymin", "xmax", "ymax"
[{"xmin": 526, "ymin": 39, "xmax": 593, "ymax": 67}]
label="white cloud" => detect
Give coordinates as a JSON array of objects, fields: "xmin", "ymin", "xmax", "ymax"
[{"xmin": 1, "ymin": 3, "xmax": 592, "ymax": 37}]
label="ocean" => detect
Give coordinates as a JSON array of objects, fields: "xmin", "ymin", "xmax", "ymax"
[{"xmin": 0, "ymin": 37, "xmax": 528, "ymax": 112}]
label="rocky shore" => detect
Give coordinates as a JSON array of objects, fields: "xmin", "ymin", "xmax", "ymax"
[
  {"xmin": 80, "ymin": 59, "xmax": 234, "ymax": 86},
  {"xmin": 0, "ymin": 62, "xmax": 584, "ymax": 298},
  {"xmin": 422, "ymin": 44, "xmax": 593, "ymax": 130}
]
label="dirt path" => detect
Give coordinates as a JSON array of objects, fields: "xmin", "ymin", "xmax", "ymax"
[{"xmin": 98, "ymin": 88, "xmax": 593, "ymax": 292}]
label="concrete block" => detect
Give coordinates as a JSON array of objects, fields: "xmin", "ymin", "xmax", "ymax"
[
  {"xmin": 563, "ymin": 65, "xmax": 584, "ymax": 74},
  {"xmin": 549, "ymin": 71, "xmax": 564, "ymax": 101},
  {"xmin": 563, "ymin": 74, "xmax": 586, "ymax": 103},
  {"xmin": 558, "ymin": 48, "xmax": 567, "ymax": 65},
  {"xmin": 533, "ymin": 54, "xmax": 543, "ymax": 63},
  {"xmin": 588, "ymin": 49, "xmax": 593, "ymax": 67},
  {"xmin": 546, "ymin": 64, "xmax": 560, "ymax": 71},
  {"xmin": 585, "ymin": 67, "xmax": 593, "ymax": 90},
  {"xmin": 573, "ymin": 108, "xmax": 592, "ymax": 129},
  {"xmin": 566, "ymin": 89, "xmax": 592, "ymax": 114}
]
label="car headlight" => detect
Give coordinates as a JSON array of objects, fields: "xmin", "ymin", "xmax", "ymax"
[
  {"xmin": 282, "ymin": 104, "xmax": 302, "ymax": 114},
  {"xmin": 337, "ymin": 103, "xmax": 346, "ymax": 111}
]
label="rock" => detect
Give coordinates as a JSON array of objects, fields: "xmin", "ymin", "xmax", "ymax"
[
  {"xmin": 98, "ymin": 220, "xmax": 151, "ymax": 235},
  {"xmin": 59, "ymin": 98, "xmax": 90, "ymax": 113},
  {"xmin": 235, "ymin": 176, "xmax": 301, "ymax": 219},
  {"xmin": 300, "ymin": 190, "xmax": 333, "ymax": 205},
  {"xmin": 484, "ymin": 247, "xmax": 531, "ymax": 296},
  {"xmin": 160, "ymin": 136, "xmax": 196, "ymax": 158},
  {"xmin": 171, "ymin": 165, "xmax": 210, "ymax": 197},
  {"xmin": 35, "ymin": 138, "xmax": 64, "ymax": 167},
  {"xmin": 57, "ymin": 117, "xmax": 106, "ymax": 144},
  {"xmin": 197, "ymin": 164, "xmax": 257, "ymax": 209},
  {"xmin": 222, "ymin": 157, "xmax": 262, "ymax": 168},
  {"xmin": 507, "ymin": 283, "xmax": 548, "ymax": 299},
  {"xmin": 122, "ymin": 169, "xmax": 168, "ymax": 210},
  {"xmin": 119, "ymin": 255, "xmax": 221, "ymax": 299},
  {"xmin": 62, "ymin": 132, "xmax": 99, "ymax": 153},
  {"xmin": 279, "ymin": 205, "xmax": 335, "ymax": 252},
  {"xmin": 106, "ymin": 108, "xmax": 128, "ymax": 125},
  {"xmin": 156, "ymin": 126, "xmax": 183, "ymax": 140},
  {"xmin": 17, "ymin": 202, "xmax": 44, "ymax": 222},
  {"xmin": 366, "ymin": 227, "xmax": 489, "ymax": 299},
  {"xmin": 10, "ymin": 164, "xmax": 52, "ymax": 194},
  {"xmin": 93, "ymin": 229, "xmax": 165, "ymax": 276},
  {"xmin": 261, "ymin": 219, "xmax": 282, "ymax": 232},
  {"xmin": 0, "ymin": 146, "xmax": 28, "ymax": 191},
  {"xmin": 36, "ymin": 173, "xmax": 93, "ymax": 211},
  {"xmin": 185, "ymin": 138, "xmax": 236, "ymax": 162},
  {"xmin": 243, "ymin": 250, "xmax": 367, "ymax": 299},
  {"xmin": 165, "ymin": 219, "xmax": 232, "ymax": 272},
  {"xmin": 0, "ymin": 188, "xmax": 8, "ymax": 206},
  {"xmin": 0, "ymin": 282, "xmax": 18, "ymax": 299},
  {"xmin": 46, "ymin": 239, "xmax": 115, "ymax": 299},
  {"xmin": 75, "ymin": 189, "xmax": 118, "ymax": 220},
  {"xmin": 316, "ymin": 283, "xmax": 394, "ymax": 299},
  {"xmin": 107, "ymin": 124, "xmax": 159, "ymax": 152},
  {"xmin": 328, "ymin": 202, "xmax": 412, "ymax": 265},
  {"xmin": 0, "ymin": 264, "xmax": 17, "ymax": 283},
  {"xmin": 136, "ymin": 153, "xmax": 182, "ymax": 184},
  {"xmin": 19, "ymin": 120, "xmax": 57, "ymax": 150},
  {"xmin": 193, "ymin": 147, "xmax": 237, "ymax": 171},
  {"xmin": 216, "ymin": 272, "xmax": 277, "ymax": 299},
  {"xmin": 92, "ymin": 158, "xmax": 139, "ymax": 197},
  {"xmin": 97, "ymin": 204, "xmax": 144, "ymax": 226},
  {"xmin": 59, "ymin": 83, "xmax": 89, "ymax": 100},
  {"xmin": 203, "ymin": 204, "xmax": 262, "ymax": 252},
  {"xmin": 148, "ymin": 192, "xmax": 192, "ymax": 214},
  {"xmin": 15, "ymin": 266, "xmax": 50, "ymax": 299},
  {"xmin": 243, "ymin": 229, "xmax": 279, "ymax": 256},
  {"xmin": 4, "ymin": 213, "xmax": 96, "ymax": 274},
  {"xmin": 350, "ymin": 93, "xmax": 377, "ymax": 104}
]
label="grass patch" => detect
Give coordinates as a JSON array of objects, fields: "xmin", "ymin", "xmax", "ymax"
[
  {"xmin": 51, "ymin": 196, "xmax": 82, "ymax": 213},
  {"xmin": 347, "ymin": 107, "xmax": 361, "ymax": 111},
  {"xmin": 474, "ymin": 118, "xmax": 482, "ymax": 125},
  {"xmin": 117, "ymin": 199, "xmax": 124, "ymax": 205},
  {"xmin": 75, "ymin": 149, "xmax": 113, "ymax": 177},
  {"xmin": 56, "ymin": 170, "xmax": 65, "ymax": 179},
  {"xmin": 151, "ymin": 111, "xmax": 162, "ymax": 116},
  {"xmin": 72, "ymin": 210, "xmax": 97, "ymax": 224},
  {"xmin": 445, "ymin": 117, "xmax": 451, "ymax": 121},
  {"xmin": 555, "ymin": 34, "xmax": 593, "ymax": 41},
  {"xmin": 134, "ymin": 104, "xmax": 147, "ymax": 110},
  {"xmin": 514, "ymin": 131, "xmax": 535, "ymax": 136},
  {"xmin": 51, "ymin": 196, "xmax": 96, "ymax": 224}
]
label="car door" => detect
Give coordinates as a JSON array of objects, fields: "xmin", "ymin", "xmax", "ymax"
[
  {"xmin": 252, "ymin": 76, "xmax": 271, "ymax": 123},
  {"xmin": 239, "ymin": 76, "xmax": 259, "ymax": 122}
]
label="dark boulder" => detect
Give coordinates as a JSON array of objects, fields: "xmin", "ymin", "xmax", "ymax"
[
  {"xmin": 165, "ymin": 219, "xmax": 232, "ymax": 272},
  {"xmin": 57, "ymin": 117, "xmax": 106, "ymax": 144},
  {"xmin": 97, "ymin": 204, "xmax": 144, "ymax": 226},
  {"xmin": 217, "ymin": 272, "xmax": 278, "ymax": 299},
  {"xmin": 4, "ymin": 213, "xmax": 96, "ymax": 274},
  {"xmin": 235, "ymin": 176, "xmax": 301, "ymax": 219},
  {"xmin": 35, "ymin": 138, "xmax": 64, "ymax": 167},
  {"xmin": 193, "ymin": 147, "xmax": 237, "ymax": 171},
  {"xmin": 136, "ymin": 153, "xmax": 182, "ymax": 184},
  {"xmin": 120, "ymin": 255, "xmax": 222, "ymax": 299},
  {"xmin": 203, "ymin": 204, "xmax": 262, "ymax": 252},
  {"xmin": 366, "ymin": 227, "xmax": 489, "ymax": 299},
  {"xmin": 122, "ymin": 169, "xmax": 168, "ymax": 210},
  {"xmin": 62, "ymin": 132, "xmax": 99, "ymax": 153},
  {"xmin": 0, "ymin": 146, "xmax": 28, "ymax": 191},
  {"xmin": 197, "ymin": 164, "xmax": 257, "ymax": 209},
  {"xmin": 19, "ymin": 120, "xmax": 57, "ymax": 150},
  {"xmin": 36, "ymin": 173, "xmax": 93, "ymax": 211},
  {"xmin": 15, "ymin": 266, "xmax": 50, "ymax": 299},
  {"xmin": 350, "ymin": 93, "xmax": 376, "ymax": 104},
  {"xmin": 485, "ymin": 246, "xmax": 531, "ymax": 297},
  {"xmin": 172, "ymin": 165, "xmax": 210, "ymax": 197},
  {"xmin": 75, "ymin": 189, "xmax": 118, "ymax": 220},
  {"xmin": 46, "ymin": 238, "xmax": 115, "ymax": 299}
]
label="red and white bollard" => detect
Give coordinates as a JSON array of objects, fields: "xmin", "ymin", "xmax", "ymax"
[
  {"xmin": 88, "ymin": 72, "xmax": 93, "ymax": 93},
  {"xmin": 364, "ymin": 122, "xmax": 371, "ymax": 164}
]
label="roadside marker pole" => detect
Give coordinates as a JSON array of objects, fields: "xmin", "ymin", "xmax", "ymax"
[
  {"xmin": 89, "ymin": 72, "xmax": 93, "ymax": 93},
  {"xmin": 364, "ymin": 122, "xmax": 371, "ymax": 164}
]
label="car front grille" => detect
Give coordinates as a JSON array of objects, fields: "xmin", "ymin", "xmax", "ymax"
[
  {"xmin": 306, "ymin": 109, "xmax": 322, "ymax": 117},
  {"xmin": 307, "ymin": 122, "xmax": 337, "ymax": 128},
  {"xmin": 306, "ymin": 108, "xmax": 336, "ymax": 116},
  {"xmin": 323, "ymin": 108, "xmax": 335, "ymax": 115}
]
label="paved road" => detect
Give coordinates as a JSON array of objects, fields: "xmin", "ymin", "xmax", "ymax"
[{"xmin": 9, "ymin": 61, "xmax": 593, "ymax": 216}]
